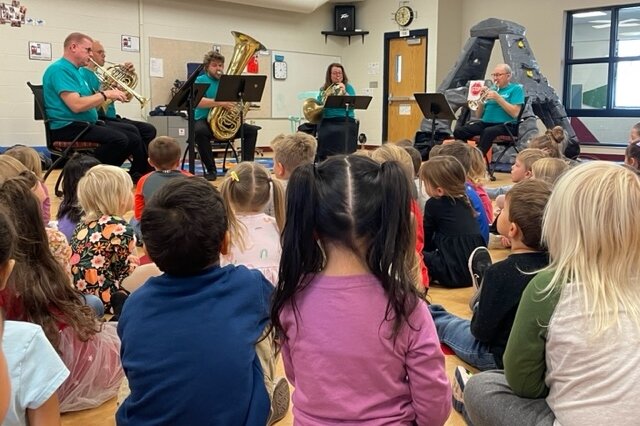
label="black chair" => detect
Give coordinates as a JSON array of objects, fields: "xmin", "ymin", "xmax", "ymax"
[
  {"xmin": 485, "ymin": 97, "xmax": 529, "ymax": 181},
  {"xmin": 181, "ymin": 138, "xmax": 239, "ymax": 175},
  {"xmin": 27, "ymin": 82, "xmax": 99, "ymax": 196}
]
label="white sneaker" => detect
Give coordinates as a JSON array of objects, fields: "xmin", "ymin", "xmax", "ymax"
[{"xmin": 267, "ymin": 377, "xmax": 290, "ymax": 425}]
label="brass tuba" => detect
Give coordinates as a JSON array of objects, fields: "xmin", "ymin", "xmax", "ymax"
[
  {"xmin": 88, "ymin": 58, "xmax": 149, "ymax": 110},
  {"xmin": 208, "ymin": 32, "xmax": 266, "ymax": 140},
  {"xmin": 302, "ymin": 83, "xmax": 345, "ymax": 124}
]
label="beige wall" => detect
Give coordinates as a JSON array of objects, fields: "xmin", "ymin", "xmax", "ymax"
[{"xmin": 1, "ymin": 0, "xmax": 636, "ymax": 148}]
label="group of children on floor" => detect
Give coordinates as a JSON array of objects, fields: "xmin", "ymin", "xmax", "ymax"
[{"xmin": 0, "ymin": 121, "xmax": 639, "ymax": 425}]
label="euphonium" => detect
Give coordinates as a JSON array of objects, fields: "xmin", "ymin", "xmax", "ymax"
[
  {"xmin": 89, "ymin": 58, "xmax": 149, "ymax": 110},
  {"xmin": 208, "ymin": 32, "xmax": 266, "ymax": 140},
  {"xmin": 302, "ymin": 83, "xmax": 346, "ymax": 124},
  {"xmin": 468, "ymin": 83, "xmax": 496, "ymax": 111}
]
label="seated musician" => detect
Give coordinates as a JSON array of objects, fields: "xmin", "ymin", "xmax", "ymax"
[
  {"xmin": 316, "ymin": 63, "xmax": 358, "ymax": 161},
  {"xmin": 82, "ymin": 40, "xmax": 157, "ymax": 159},
  {"xmin": 42, "ymin": 32, "xmax": 149, "ymax": 182},
  {"xmin": 453, "ymin": 64, "xmax": 525, "ymax": 156},
  {"xmin": 193, "ymin": 51, "xmax": 260, "ymax": 181}
]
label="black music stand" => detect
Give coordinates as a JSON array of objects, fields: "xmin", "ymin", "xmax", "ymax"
[
  {"xmin": 166, "ymin": 63, "xmax": 207, "ymax": 174},
  {"xmin": 324, "ymin": 95, "xmax": 372, "ymax": 154},
  {"xmin": 215, "ymin": 75, "xmax": 267, "ymax": 161},
  {"xmin": 414, "ymin": 93, "xmax": 456, "ymax": 147}
]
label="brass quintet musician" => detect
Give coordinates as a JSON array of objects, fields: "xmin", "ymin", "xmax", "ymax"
[
  {"xmin": 194, "ymin": 50, "xmax": 261, "ymax": 181},
  {"xmin": 43, "ymin": 32, "xmax": 149, "ymax": 181},
  {"xmin": 82, "ymin": 40, "xmax": 156, "ymax": 163},
  {"xmin": 453, "ymin": 64, "xmax": 525, "ymax": 156}
]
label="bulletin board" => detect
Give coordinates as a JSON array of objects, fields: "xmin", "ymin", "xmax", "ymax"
[
  {"xmin": 270, "ymin": 50, "xmax": 341, "ymax": 119},
  {"xmin": 148, "ymin": 36, "xmax": 272, "ymax": 119}
]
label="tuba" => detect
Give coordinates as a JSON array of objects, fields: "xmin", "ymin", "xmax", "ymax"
[
  {"xmin": 302, "ymin": 83, "xmax": 345, "ymax": 124},
  {"xmin": 88, "ymin": 58, "xmax": 149, "ymax": 110},
  {"xmin": 208, "ymin": 32, "xmax": 266, "ymax": 140}
]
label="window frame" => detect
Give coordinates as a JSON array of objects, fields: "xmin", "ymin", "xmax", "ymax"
[{"xmin": 564, "ymin": 4, "xmax": 640, "ymax": 117}]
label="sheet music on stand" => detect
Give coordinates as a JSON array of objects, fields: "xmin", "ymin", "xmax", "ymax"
[{"xmin": 166, "ymin": 63, "xmax": 207, "ymax": 174}]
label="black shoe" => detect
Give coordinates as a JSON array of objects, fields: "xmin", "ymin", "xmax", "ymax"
[
  {"xmin": 204, "ymin": 172, "xmax": 217, "ymax": 181},
  {"xmin": 468, "ymin": 246, "xmax": 492, "ymax": 310}
]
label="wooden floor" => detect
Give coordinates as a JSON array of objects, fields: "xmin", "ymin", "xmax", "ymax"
[{"xmin": 49, "ymin": 167, "xmax": 513, "ymax": 426}]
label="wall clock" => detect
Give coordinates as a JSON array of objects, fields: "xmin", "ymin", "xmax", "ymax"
[
  {"xmin": 273, "ymin": 61, "xmax": 287, "ymax": 80},
  {"xmin": 394, "ymin": 5, "xmax": 414, "ymax": 27}
]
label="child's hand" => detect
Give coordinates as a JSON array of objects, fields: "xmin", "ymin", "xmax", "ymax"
[
  {"xmin": 496, "ymin": 194, "xmax": 505, "ymax": 210},
  {"xmin": 501, "ymin": 236, "xmax": 511, "ymax": 248}
]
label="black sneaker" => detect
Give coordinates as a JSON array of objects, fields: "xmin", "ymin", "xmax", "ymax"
[
  {"xmin": 468, "ymin": 246, "xmax": 492, "ymax": 310},
  {"xmin": 204, "ymin": 172, "xmax": 217, "ymax": 182}
]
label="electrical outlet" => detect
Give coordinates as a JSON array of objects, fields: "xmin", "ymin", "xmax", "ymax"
[{"xmin": 178, "ymin": 128, "xmax": 185, "ymax": 136}]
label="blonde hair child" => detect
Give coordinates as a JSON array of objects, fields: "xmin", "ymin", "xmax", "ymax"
[
  {"xmin": 220, "ymin": 162, "xmax": 285, "ymax": 285},
  {"xmin": 531, "ymin": 157, "xmax": 569, "ymax": 185},
  {"xmin": 270, "ymin": 132, "xmax": 317, "ymax": 181},
  {"xmin": 4, "ymin": 147, "xmax": 51, "ymax": 224},
  {"xmin": 419, "ymin": 155, "xmax": 486, "ymax": 287},
  {"xmin": 465, "ymin": 162, "xmax": 640, "ymax": 425},
  {"xmin": 71, "ymin": 165, "xmax": 138, "ymax": 315}
]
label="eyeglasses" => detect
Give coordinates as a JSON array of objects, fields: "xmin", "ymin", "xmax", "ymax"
[{"xmin": 491, "ymin": 72, "xmax": 509, "ymax": 77}]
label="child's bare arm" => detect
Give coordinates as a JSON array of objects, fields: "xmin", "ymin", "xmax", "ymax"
[{"xmin": 26, "ymin": 393, "xmax": 62, "ymax": 426}]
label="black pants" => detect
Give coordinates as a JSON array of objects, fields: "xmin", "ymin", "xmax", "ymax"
[
  {"xmin": 316, "ymin": 117, "xmax": 358, "ymax": 162},
  {"xmin": 194, "ymin": 119, "xmax": 259, "ymax": 174},
  {"xmin": 51, "ymin": 122, "xmax": 131, "ymax": 167},
  {"xmin": 104, "ymin": 116, "xmax": 157, "ymax": 150},
  {"xmin": 102, "ymin": 120, "xmax": 151, "ymax": 176},
  {"xmin": 453, "ymin": 121, "xmax": 518, "ymax": 155}
]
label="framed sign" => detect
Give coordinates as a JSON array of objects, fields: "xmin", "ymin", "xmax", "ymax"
[
  {"xmin": 28, "ymin": 41, "xmax": 51, "ymax": 61},
  {"xmin": 121, "ymin": 35, "xmax": 140, "ymax": 52}
]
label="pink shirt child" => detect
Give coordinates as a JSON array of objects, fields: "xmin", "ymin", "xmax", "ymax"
[{"xmin": 280, "ymin": 274, "xmax": 451, "ymax": 425}]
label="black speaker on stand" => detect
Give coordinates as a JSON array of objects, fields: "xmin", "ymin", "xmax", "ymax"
[{"xmin": 334, "ymin": 5, "xmax": 355, "ymax": 32}]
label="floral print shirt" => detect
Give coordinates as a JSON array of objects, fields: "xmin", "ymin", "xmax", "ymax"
[
  {"xmin": 70, "ymin": 215, "xmax": 139, "ymax": 305},
  {"xmin": 46, "ymin": 227, "xmax": 72, "ymax": 284}
]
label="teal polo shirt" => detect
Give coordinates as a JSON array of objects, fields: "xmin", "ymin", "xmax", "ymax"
[
  {"xmin": 319, "ymin": 82, "xmax": 356, "ymax": 119},
  {"xmin": 43, "ymin": 57, "xmax": 98, "ymax": 129},
  {"xmin": 194, "ymin": 73, "xmax": 218, "ymax": 121},
  {"xmin": 482, "ymin": 82, "xmax": 524, "ymax": 124},
  {"xmin": 79, "ymin": 67, "xmax": 117, "ymax": 119}
]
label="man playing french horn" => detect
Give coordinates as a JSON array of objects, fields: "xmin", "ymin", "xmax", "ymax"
[
  {"xmin": 82, "ymin": 39, "xmax": 157, "ymax": 171},
  {"xmin": 453, "ymin": 63, "xmax": 525, "ymax": 156},
  {"xmin": 194, "ymin": 50, "xmax": 260, "ymax": 181},
  {"xmin": 43, "ymin": 32, "xmax": 148, "ymax": 181}
]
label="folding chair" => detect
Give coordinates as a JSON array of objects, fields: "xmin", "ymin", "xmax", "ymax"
[
  {"xmin": 485, "ymin": 97, "xmax": 529, "ymax": 181},
  {"xmin": 27, "ymin": 82, "xmax": 99, "ymax": 196},
  {"xmin": 181, "ymin": 138, "xmax": 239, "ymax": 175}
]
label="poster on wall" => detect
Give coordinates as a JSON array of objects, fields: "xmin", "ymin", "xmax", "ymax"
[
  {"xmin": 28, "ymin": 41, "xmax": 51, "ymax": 61},
  {"xmin": 0, "ymin": 0, "xmax": 27, "ymax": 26},
  {"xmin": 121, "ymin": 35, "xmax": 140, "ymax": 52}
]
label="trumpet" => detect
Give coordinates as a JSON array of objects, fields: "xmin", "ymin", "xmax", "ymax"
[
  {"xmin": 88, "ymin": 58, "xmax": 149, "ymax": 109},
  {"xmin": 468, "ymin": 83, "xmax": 496, "ymax": 111}
]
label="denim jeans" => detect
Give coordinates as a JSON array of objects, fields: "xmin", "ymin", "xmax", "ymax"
[
  {"xmin": 429, "ymin": 304, "xmax": 498, "ymax": 371},
  {"xmin": 82, "ymin": 294, "xmax": 105, "ymax": 318}
]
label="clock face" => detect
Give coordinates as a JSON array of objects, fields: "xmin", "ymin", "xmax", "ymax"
[
  {"xmin": 273, "ymin": 61, "xmax": 287, "ymax": 80},
  {"xmin": 395, "ymin": 5, "xmax": 414, "ymax": 27}
]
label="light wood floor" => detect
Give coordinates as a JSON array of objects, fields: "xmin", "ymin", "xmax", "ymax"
[{"xmin": 48, "ymin": 168, "xmax": 513, "ymax": 426}]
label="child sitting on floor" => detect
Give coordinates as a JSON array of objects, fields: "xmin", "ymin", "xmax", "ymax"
[
  {"xmin": 465, "ymin": 162, "xmax": 640, "ymax": 426},
  {"xmin": 271, "ymin": 154, "xmax": 451, "ymax": 424},
  {"xmin": 3, "ymin": 146, "xmax": 51, "ymax": 224},
  {"xmin": 420, "ymin": 155, "xmax": 486, "ymax": 287},
  {"xmin": 70, "ymin": 165, "xmax": 139, "ymax": 318},
  {"xmin": 220, "ymin": 162, "xmax": 285, "ymax": 285},
  {"xmin": 118, "ymin": 176, "xmax": 286, "ymax": 425},
  {"xmin": 131, "ymin": 136, "xmax": 191, "ymax": 241},
  {"xmin": 531, "ymin": 157, "xmax": 569, "ymax": 185}
]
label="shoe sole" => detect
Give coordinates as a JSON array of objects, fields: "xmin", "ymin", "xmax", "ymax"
[
  {"xmin": 467, "ymin": 246, "xmax": 491, "ymax": 290},
  {"xmin": 267, "ymin": 378, "xmax": 290, "ymax": 425},
  {"xmin": 452, "ymin": 366, "xmax": 470, "ymax": 413}
]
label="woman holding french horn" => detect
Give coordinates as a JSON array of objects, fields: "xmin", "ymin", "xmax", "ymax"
[{"xmin": 311, "ymin": 63, "xmax": 359, "ymax": 161}]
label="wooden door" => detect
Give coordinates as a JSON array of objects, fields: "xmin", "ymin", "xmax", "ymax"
[{"xmin": 384, "ymin": 32, "xmax": 427, "ymax": 142}]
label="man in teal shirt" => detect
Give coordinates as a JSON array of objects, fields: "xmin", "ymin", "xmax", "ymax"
[
  {"xmin": 193, "ymin": 51, "xmax": 260, "ymax": 181},
  {"xmin": 43, "ymin": 32, "xmax": 148, "ymax": 181},
  {"xmin": 454, "ymin": 64, "xmax": 525, "ymax": 156},
  {"xmin": 82, "ymin": 40, "xmax": 156, "ymax": 158}
]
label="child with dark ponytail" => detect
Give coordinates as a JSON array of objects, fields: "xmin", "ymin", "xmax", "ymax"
[{"xmin": 271, "ymin": 154, "xmax": 451, "ymax": 425}]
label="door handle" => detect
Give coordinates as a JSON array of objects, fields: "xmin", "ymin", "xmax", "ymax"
[{"xmin": 388, "ymin": 96, "xmax": 415, "ymax": 102}]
